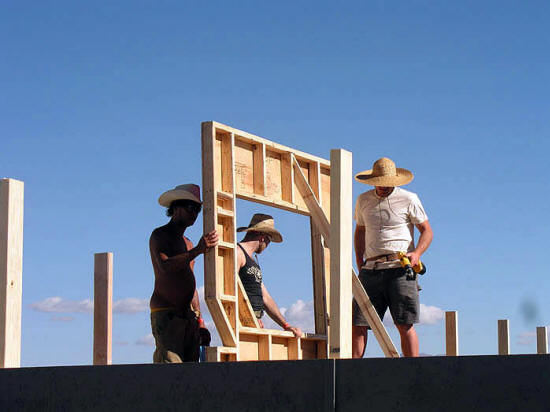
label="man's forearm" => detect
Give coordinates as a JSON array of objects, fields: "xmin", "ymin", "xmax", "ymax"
[{"xmin": 414, "ymin": 226, "xmax": 433, "ymax": 257}]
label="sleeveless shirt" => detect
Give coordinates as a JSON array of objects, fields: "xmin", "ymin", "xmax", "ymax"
[{"xmin": 237, "ymin": 244, "xmax": 264, "ymax": 312}]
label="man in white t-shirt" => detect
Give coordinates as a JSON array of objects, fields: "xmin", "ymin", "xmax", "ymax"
[{"xmin": 352, "ymin": 157, "xmax": 433, "ymax": 358}]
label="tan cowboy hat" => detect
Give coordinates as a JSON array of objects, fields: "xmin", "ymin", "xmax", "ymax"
[
  {"xmin": 354, "ymin": 157, "xmax": 414, "ymax": 187},
  {"xmin": 237, "ymin": 213, "xmax": 283, "ymax": 243},
  {"xmin": 158, "ymin": 184, "xmax": 202, "ymax": 207}
]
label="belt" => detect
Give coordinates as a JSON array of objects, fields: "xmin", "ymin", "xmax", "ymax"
[{"xmin": 365, "ymin": 253, "xmax": 400, "ymax": 263}]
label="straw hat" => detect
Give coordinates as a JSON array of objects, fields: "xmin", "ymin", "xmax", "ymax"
[
  {"xmin": 354, "ymin": 157, "xmax": 414, "ymax": 187},
  {"xmin": 237, "ymin": 214, "xmax": 283, "ymax": 243},
  {"xmin": 158, "ymin": 184, "xmax": 202, "ymax": 207}
]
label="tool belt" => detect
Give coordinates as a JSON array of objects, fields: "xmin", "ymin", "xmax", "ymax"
[{"xmin": 365, "ymin": 253, "xmax": 400, "ymax": 263}]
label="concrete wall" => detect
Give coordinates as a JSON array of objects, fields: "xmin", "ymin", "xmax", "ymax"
[{"xmin": 1, "ymin": 355, "xmax": 549, "ymax": 412}]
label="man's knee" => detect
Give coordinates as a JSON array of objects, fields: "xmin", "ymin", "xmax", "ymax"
[
  {"xmin": 353, "ymin": 325, "xmax": 368, "ymax": 337},
  {"xmin": 395, "ymin": 323, "xmax": 414, "ymax": 334}
]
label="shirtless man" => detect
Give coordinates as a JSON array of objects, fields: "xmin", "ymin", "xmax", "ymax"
[
  {"xmin": 236, "ymin": 213, "xmax": 302, "ymax": 338},
  {"xmin": 149, "ymin": 184, "xmax": 218, "ymax": 362}
]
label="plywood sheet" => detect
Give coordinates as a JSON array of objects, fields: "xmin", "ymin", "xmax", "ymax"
[
  {"xmin": 271, "ymin": 337, "xmax": 289, "ymax": 360},
  {"xmin": 265, "ymin": 150, "xmax": 282, "ymax": 201},
  {"xmin": 238, "ymin": 334, "xmax": 259, "ymax": 361},
  {"xmin": 234, "ymin": 139, "xmax": 254, "ymax": 195}
]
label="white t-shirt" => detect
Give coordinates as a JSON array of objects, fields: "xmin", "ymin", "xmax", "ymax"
[{"xmin": 354, "ymin": 187, "xmax": 428, "ymax": 263}]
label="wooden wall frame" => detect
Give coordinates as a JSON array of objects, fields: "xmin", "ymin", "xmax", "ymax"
[{"xmin": 201, "ymin": 121, "xmax": 398, "ymax": 361}]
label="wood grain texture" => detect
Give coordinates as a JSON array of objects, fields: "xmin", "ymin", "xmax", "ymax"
[
  {"xmin": 536, "ymin": 326, "xmax": 548, "ymax": 355},
  {"xmin": 93, "ymin": 252, "xmax": 113, "ymax": 365},
  {"xmin": 498, "ymin": 319, "xmax": 510, "ymax": 355},
  {"xmin": 445, "ymin": 311, "xmax": 459, "ymax": 356},
  {"xmin": 0, "ymin": 178, "xmax": 24, "ymax": 368}
]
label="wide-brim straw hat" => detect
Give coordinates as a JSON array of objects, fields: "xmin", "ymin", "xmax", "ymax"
[
  {"xmin": 354, "ymin": 157, "xmax": 414, "ymax": 187},
  {"xmin": 158, "ymin": 184, "xmax": 202, "ymax": 207},
  {"xmin": 237, "ymin": 213, "xmax": 283, "ymax": 243}
]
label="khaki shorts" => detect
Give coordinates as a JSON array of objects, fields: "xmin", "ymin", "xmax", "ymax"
[
  {"xmin": 150, "ymin": 309, "xmax": 200, "ymax": 363},
  {"xmin": 353, "ymin": 267, "xmax": 419, "ymax": 327}
]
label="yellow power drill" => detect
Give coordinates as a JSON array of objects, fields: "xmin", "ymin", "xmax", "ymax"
[{"xmin": 397, "ymin": 252, "xmax": 426, "ymax": 280}]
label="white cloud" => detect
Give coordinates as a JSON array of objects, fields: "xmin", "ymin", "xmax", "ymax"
[
  {"xmin": 517, "ymin": 331, "xmax": 536, "ymax": 346},
  {"xmin": 419, "ymin": 304, "xmax": 445, "ymax": 325},
  {"xmin": 136, "ymin": 334, "xmax": 155, "ymax": 347},
  {"xmin": 31, "ymin": 297, "xmax": 93, "ymax": 313},
  {"xmin": 31, "ymin": 296, "xmax": 149, "ymax": 315},
  {"xmin": 262, "ymin": 299, "xmax": 315, "ymax": 333},
  {"xmin": 380, "ymin": 303, "xmax": 444, "ymax": 326},
  {"xmin": 113, "ymin": 298, "xmax": 149, "ymax": 314}
]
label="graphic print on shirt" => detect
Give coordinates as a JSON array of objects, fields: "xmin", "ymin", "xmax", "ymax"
[{"xmin": 246, "ymin": 265, "xmax": 262, "ymax": 283}]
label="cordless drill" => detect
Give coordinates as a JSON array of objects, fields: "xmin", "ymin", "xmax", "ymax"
[{"xmin": 397, "ymin": 251, "xmax": 427, "ymax": 280}]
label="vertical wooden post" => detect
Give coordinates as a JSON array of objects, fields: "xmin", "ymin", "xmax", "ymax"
[
  {"xmin": 328, "ymin": 149, "xmax": 352, "ymax": 359},
  {"xmin": 445, "ymin": 311, "xmax": 459, "ymax": 356},
  {"xmin": 93, "ymin": 252, "xmax": 113, "ymax": 365},
  {"xmin": 536, "ymin": 327, "xmax": 548, "ymax": 355},
  {"xmin": 498, "ymin": 319, "xmax": 510, "ymax": 355},
  {"xmin": 0, "ymin": 178, "xmax": 24, "ymax": 368}
]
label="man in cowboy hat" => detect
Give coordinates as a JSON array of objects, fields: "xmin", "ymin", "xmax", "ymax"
[
  {"xmin": 149, "ymin": 184, "xmax": 219, "ymax": 362},
  {"xmin": 352, "ymin": 158, "xmax": 433, "ymax": 358},
  {"xmin": 236, "ymin": 213, "xmax": 303, "ymax": 338}
]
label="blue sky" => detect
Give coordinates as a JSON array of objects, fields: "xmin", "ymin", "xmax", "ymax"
[{"xmin": 2, "ymin": 1, "xmax": 549, "ymax": 365}]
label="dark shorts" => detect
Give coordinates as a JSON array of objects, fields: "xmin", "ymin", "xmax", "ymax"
[
  {"xmin": 150, "ymin": 309, "xmax": 200, "ymax": 363},
  {"xmin": 352, "ymin": 267, "xmax": 419, "ymax": 327}
]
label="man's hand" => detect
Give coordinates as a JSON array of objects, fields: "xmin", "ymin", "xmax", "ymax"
[
  {"xmin": 197, "ymin": 230, "xmax": 219, "ymax": 253},
  {"xmin": 406, "ymin": 251, "xmax": 421, "ymax": 268},
  {"xmin": 285, "ymin": 325, "xmax": 303, "ymax": 338}
]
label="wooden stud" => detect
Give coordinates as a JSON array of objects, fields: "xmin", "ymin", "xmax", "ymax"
[
  {"xmin": 310, "ymin": 219, "xmax": 328, "ymax": 335},
  {"xmin": 202, "ymin": 122, "xmax": 219, "ymax": 300},
  {"xmin": 536, "ymin": 327, "xmax": 548, "ymax": 355},
  {"xmin": 288, "ymin": 338, "xmax": 302, "ymax": 360},
  {"xmin": 291, "ymin": 154, "xmax": 331, "ymax": 237},
  {"xmin": 258, "ymin": 334, "xmax": 271, "ymax": 360},
  {"xmin": 445, "ymin": 311, "xmax": 459, "ymax": 356},
  {"xmin": 0, "ymin": 178, "xmax": 24, "ymax": 368},
  {"xmin": 328, "ymin": 149, "xmax": 353, "ymax": 359},
  {"xmin": 205, "ymin": 298, "xmax": 237, "ymax": 347},
  {"xmin": 281, "ymin": 153, "xmax": 294, "ymax": 203},
  {"xmin": 93, "ymin": 252, "xmax": 113, "ymax": 365},
  {"xmin": 498, "ymin": 319, "xmax": 510, "ymax": 355},
  {"xmin": 252, "ymin": 143, "xmax": 266, "ymax": 196}
]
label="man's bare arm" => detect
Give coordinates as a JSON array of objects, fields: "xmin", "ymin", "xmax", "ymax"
[
  {"xmin": 407, "ymin": 220, "xmax": 433, "ymax": 267},
  {"xmin": 354, "ymin": 225, "xmax": 366, "ymax": 270},
  {"xmin": 151, "ymin": 230, "xmax": 219, "ymax": 273},
  {"xmin": 261, "ymin": 283, "xmax": 302, "ymax": 338}
]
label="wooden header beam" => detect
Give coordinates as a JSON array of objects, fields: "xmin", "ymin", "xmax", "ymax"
[{"xmin": 0, "ymin": 178, "xmax": 24, "ymax": 368}]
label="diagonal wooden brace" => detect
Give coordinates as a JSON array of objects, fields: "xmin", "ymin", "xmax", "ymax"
[{"xmin": 291, "ymin": 154, "xmax": 399, "ymax": 358}]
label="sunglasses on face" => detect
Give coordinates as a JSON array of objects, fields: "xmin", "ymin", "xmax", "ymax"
[{"xmin": 180, "ymin": 202, "xmax": 202, "ymax": 214}]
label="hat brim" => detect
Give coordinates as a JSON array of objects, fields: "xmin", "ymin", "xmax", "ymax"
[
  {"xmin": 354, "ymin": 168, "xmax": 414, "ymax": 186},
  {"xmin": 158, "ymin": 190, "xmax": 202, "ymax": 207},
  {"xmin": 236, "ymin": 226, "xmax": 283, "ymax": 243}
]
